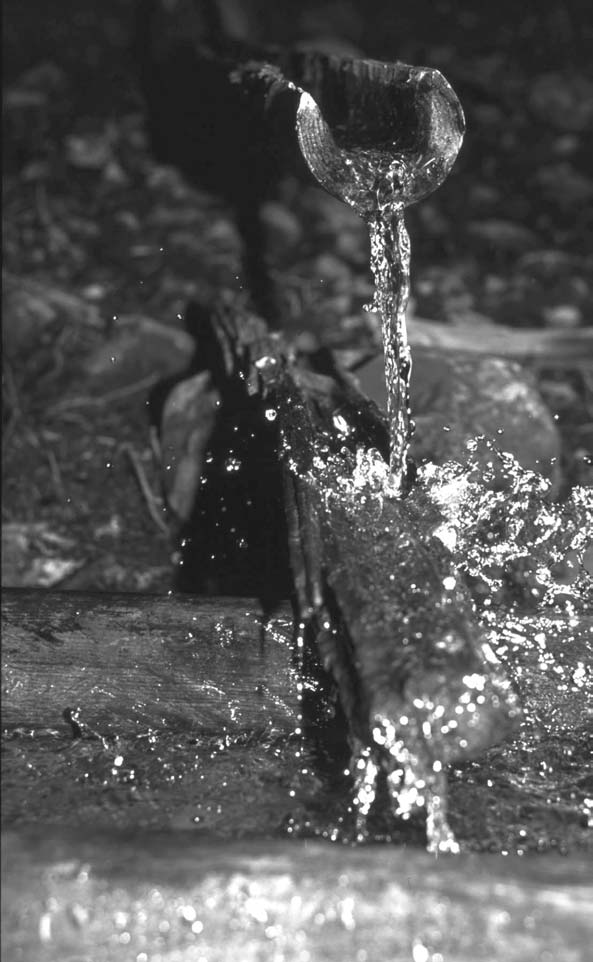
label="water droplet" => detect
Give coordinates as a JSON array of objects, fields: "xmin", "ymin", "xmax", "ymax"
[
  {"xmin": 412, "ymin": 943, "xmax": 430, "ymax": 962},
  {"xmin": 333, "ymin": 414, "xmax": 351, "ymax": 434}
]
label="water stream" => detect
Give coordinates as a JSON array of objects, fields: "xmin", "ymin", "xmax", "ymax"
[
  {"xmin": 366, "ymin": 170, "xmax": 413, "ymax": 486},
  {"xmin": 296, "ymin": 90, "xmax": 415, "ymax": 487}
]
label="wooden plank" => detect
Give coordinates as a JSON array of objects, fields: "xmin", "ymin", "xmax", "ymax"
[
  {"xmin": 1, "ymin": 589, "xmax": 297, "ymax": 736},
  {"xmin": 2, "ymin": 827, "xmax": 592, "ymax": 962}
]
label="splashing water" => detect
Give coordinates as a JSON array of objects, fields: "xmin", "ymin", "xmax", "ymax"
[
  {"xmin": 293, "ymin": 442, "xmax": 522, "ymax": 855},
  {"xmin": 296, "ymin": 72, "xmax": 464, "ymax": 490},
  {"xmin": 354, "ymin": 717, "xmax": 461, "ymax": 855},
  {"xmin": 286, "ymin": 443, "xmax": 592, "ymax": 853}
]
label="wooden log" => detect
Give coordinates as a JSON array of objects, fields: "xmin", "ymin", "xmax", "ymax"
[
  {"xmin": 1, "ymin": 589, "xmax": 297, "ymax": 737},
  {"xmin": 2, "ymin": 827, "xmax": 592, "ymax": 962}
]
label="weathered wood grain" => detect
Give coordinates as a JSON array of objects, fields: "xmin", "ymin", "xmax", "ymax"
[{"xmin": 1, "ymin": 589, "xmax": 297, "ymax": 736}]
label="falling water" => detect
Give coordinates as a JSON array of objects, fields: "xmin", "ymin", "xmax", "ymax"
[
  {"xmin": 292, "ymin": 82, "xmax": 540, "ymax": 855},
  {"xmin": 295, "ymin": 91, "xmax": 417, "ymax": 490},
  {"xmin": 365, "ymin": 158, "xmax": 413, "ymax": 488},
  {"xmin": 295, "ymin": 64, "xmax": 467, "ymax": 490}
]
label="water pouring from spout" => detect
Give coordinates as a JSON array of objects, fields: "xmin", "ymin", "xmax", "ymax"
[{"xmin": 296, "ymin": 61, "xmax": 465, "ymax": 490}]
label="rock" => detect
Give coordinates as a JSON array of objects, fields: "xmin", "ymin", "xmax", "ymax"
[
  {"xmin": 536, "ymin": 163, "xmax": 593, "ymax": 209},
  {"xmin": 1, "ymin": 523, "xmax": 81, "ymax": 588},
  {"xmin": 3, "ymin": 62, "xmax": 66, "ymax": 110},
  {"xmin": 449, "ymin": 308, "xmax": 496, "ymax": 327},
  {"xmin": 467, "ymin": 219, "xmax": 539, "ymax": 252},
  {"xmin": 542, "ymin": 304, "xmax": 582, "ymax": 328},
  {"xmin": 410, "ymin": 351, "xmax": 561, "ymax": 489},
  {"xmin": 260, "ymin": 201, "xmax": 303, "ymax": 257},
  {"xmin": 311, "ymin": 252, "xmax": 352, "ymax": 287},
  {"xmin": 353, "ymin": 348, "xmax": 561, "ymax": 490},
  {"xmin": 65, "ymin": 128, "xmax": 115, "ymax": 171},
  {"xmin": 82, "ymin": 315, "xmax": 195, "ymax": 388},
  {"xmin": 529, "ymin": 73, "xmax": 593, "ymax": 133},
  {"xmin": 507, "ymin": 250, "xmax": 591, "ymax": 328},
  {"xmin": 468, "ymin": 183, "xmax": 503, "ymax": 210},
  {"xmin": 517, "ymin": 248, "xmax": 586, "ymax": 279},
  {"xmin": 413, "ymin": 266, "xmax": 474, "ymax": 322},
  {"xmin": 299, "ymin": 186, "xmax": 361, "ymax": 236},
  {"xmin": 552, "ymin": 133, "xmax": 580, "ymax": 157},
  {"xmin": 157, "ymin": 371, "xmax": 221, "ymax": 524},
  {"xmin": 2, "ymin": 274, "xmax": 57, "ymax": 357},
  {"xmin": 80, "ymin": 282, "xmax": 108, "ymax": 302},
  {"xmin": 311, "ymin": 191, "xmax": 367, "ymax": 266},
  {"xmin": 415, "ymin": 201, "xmax": 450, "ymax": 237},
  {"xmin": 1, "ymin": 273, "xmax": 102, "ymax": 361},
  {"xmin": 334, "ymin": 228, "xmax": 367, "ymax": 265}
]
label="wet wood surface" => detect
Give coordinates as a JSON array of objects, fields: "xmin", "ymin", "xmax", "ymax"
[{"xmin": 1, "ymin": 588, "xmax": 297, "ymax": 736}]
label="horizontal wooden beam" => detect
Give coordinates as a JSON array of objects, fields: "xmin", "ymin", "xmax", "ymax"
[{"xmin": 1, "ymin": 589, "xmax": 297, "ymax": 736}]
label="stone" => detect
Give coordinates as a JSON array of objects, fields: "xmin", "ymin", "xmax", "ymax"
[
  {"xmin": 467, "ymin": 219, "xmax": 539, "ymax": 252},
  {"xmin": 82, "ymin": 315, "xmax": 195, "ymax": 388},
  {"xmin": 529, "ymin": 73, "xmax": 593, "ymax": 133},
  {"xmin": 354, "ymin": 348, "xmax": 561, "ymax": 490},
  {"xmin": 260, "ymin": 201, "xmax": 303, "ymax": 257}
]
